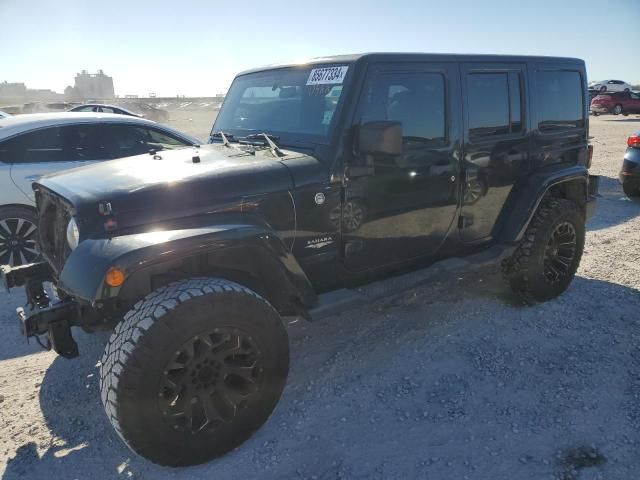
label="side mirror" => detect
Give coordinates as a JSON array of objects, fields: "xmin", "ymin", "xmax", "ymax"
[{"xmin": 357, "ymin": 121, "xmax": 402, "ymax": 156}]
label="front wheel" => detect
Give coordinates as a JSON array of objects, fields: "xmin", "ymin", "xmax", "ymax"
[
  {"xmin": 0, "ymin": 205, "xmax": 40, "ymax": 266},
  {"xmin": 613, "ymin": 104, "xmax": 623, "ymax": 115},
  {"xmin": 100, "ymin": 278, "xmax": 289, "ymax": 466},
  {"xmin": 503, "ymin": 198, "xmax": 585, "ymax": 303}
]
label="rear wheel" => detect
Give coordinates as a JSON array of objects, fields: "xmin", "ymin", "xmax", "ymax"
[
  {"xmin": 0, "ymin": 206, "xmax": 39, "ymax": 266},
  {"xmin": 503, "ymin": 198, "xmax": 585, "ymax": 303},
  {"xmin": 613, "ymin": 104, "xmax": 623, "ymax": 115},
  {"xmin": 100, "ymin": 278, "xmax": 289, "ymax": 466}
]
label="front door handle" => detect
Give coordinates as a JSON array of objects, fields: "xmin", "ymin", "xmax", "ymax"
[{"xmin": 25, "ymin": 175, "xmax": 41, "ymax": 182}]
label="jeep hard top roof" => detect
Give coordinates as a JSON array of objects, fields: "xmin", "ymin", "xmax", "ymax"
[{"xmin": 238, "ymin": 52, "xmax": 585, "ymax": 75}]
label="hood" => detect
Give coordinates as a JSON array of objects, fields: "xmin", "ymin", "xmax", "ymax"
[{"xmin": 37, "ymin": 144, "xmax": 320, "ymax": 226}]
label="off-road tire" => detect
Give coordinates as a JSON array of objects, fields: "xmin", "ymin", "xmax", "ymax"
[
  {"xmin": 502, "ymin": 198, "xmax": 585, "ymax": 304},
  {"xmin": 622, "ymin": 178, "xmax": 640, "ymax": 198},
  {"xmin": 99, "ymin": 278, "xmax": 289, "ymax": 466}
]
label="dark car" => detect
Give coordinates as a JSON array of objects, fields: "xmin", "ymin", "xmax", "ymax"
[
  {"xmin": 621, "ymin": 132, "xmax": 640, "ymax": 197},
  {"xmin": 591, "ymin": 91, "xmax": 640, "ymax": 116},
  {"xmin": 2, "ymin": 53, "xmax": 598, "ymax": 467},
  {"xmin": 69, "ymin": 103, "xmax": 143, "ymax": 117}
]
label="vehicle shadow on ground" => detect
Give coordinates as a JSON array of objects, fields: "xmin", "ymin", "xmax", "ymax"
[
  {"xmin": 587, "ymin": 175, "xmax": 640, "ymax": 231},
  {"xmin": 3, "ymin": 274, "xmax": 639, "ymax": 480}
]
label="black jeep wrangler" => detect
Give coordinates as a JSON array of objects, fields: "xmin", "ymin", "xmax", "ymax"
[{"xmin": 1, "ymin": 53, "xmax": 598, "ymax": 466}]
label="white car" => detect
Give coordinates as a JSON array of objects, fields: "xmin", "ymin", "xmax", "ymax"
[
  {"xmin": 589, "ymin": 79, "xmax": 633, "ymax": 93},
  {"xmin": 0, "ymin": 112, "xmax": 200, "ymax": 266}
]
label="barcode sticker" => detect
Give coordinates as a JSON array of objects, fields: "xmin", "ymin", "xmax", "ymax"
[{"xmin": 306, "ymin": 66, "xmax": 349, "ymax": 85}]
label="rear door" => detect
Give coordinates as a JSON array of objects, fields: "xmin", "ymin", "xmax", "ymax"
[
  {"xmin": 459, "ymin": 62, "xmax": 529, "ymax": 243},
  {"xmin": 342, "ymin": 61, "xmax": 461, "ymax": 271},
  {"xmin": 8, "ymin": 124, "xmax": 108, "ymax": 202}
]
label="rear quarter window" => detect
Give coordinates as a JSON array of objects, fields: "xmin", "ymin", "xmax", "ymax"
[{"xmin": 536, "ymin": 71, "xmax": 584, "ymax": 132}]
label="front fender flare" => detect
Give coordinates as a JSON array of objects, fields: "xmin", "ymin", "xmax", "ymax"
[{"xmin": 58, "ymin": 224, "xmax": 316, "ymax": 315}]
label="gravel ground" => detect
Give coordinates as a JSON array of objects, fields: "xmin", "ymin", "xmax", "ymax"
[{"xmin": 1, "ymin": 115, "xmax": 639, "ymax": 480}]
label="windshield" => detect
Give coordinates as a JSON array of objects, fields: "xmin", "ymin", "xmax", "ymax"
[{"xmin": 212, "ymin": 65, "xmax": 351, "ymax": 144}]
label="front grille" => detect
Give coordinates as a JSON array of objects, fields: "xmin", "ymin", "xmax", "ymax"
[{"xmin": 36, "ymin": 188, "xmax": 72, "ymax": 273}]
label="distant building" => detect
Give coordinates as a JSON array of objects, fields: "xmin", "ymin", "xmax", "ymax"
[
  {"xmin": 73, "ymin": 69, "xmax": 115, "ymax": 99},
  {"xmin": 0, "ymin": 81, "xmax": 27, "ymax": 98}
]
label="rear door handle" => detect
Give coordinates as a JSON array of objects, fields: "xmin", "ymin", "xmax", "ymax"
[{"xmin": 25, "ymin": 175, "xmax": 41, "ymax": 182}]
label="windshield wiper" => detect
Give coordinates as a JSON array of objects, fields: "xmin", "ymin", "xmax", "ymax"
[
  {"xmin": 210, "ymin": 131, "xmax": 236, "ymax": 147},
  {"xmin": 240, "ymin": 133, "xmax": 285, "ymax": 157}
]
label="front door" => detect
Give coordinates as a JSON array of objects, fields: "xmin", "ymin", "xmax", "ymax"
[{"xmin": 342, "ymin": 62, "xmax": 461, "ymax": 271}]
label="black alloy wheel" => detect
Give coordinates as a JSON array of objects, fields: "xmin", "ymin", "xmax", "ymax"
[
  {"xmin": 543, "ymin": 221, "xmax": 577, "ymax": 284},
  {"xmin": 159, "ymin": 327, "xmax": 263, "ymax": 433}
]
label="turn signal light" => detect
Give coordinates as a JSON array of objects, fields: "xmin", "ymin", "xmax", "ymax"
[
  {"xmin": 627, "ymin": 135, "xmax": 640, "ymax": 148},
  {"xmin": 105, "ymin": 267, "xmax": 126, "ymax": 287}
]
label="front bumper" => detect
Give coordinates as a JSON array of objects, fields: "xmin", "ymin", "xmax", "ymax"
[
  {"xmin": 1, "ymin": 262, "xmax": 80, "ymax": 358},
  {"xmin": 590, "ymin": 106, "xmax": 610, "ymax": 114}
]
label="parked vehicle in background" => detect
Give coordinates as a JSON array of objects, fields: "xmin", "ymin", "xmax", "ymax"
[
  {"xmin": 69, "ymin": 103, "xmax": 143, "ymax": 117},
  {"xmin": 591, "ymin": 91, "xmax": 640, "ymax": 116},
  {"xmin": 0, "ymin": 110, "xmax": 10, "ymax": 119},
  {"xmin": 588, "ymin": 79, "xmax": 633, "ymax": 92},
  {"xmin": 0, "ymin": 113, "xmax": 200, "ymax": 266},
  {"xmin": 1, "ymin": 53, "xmax": 598, "ymax": 467},
  {"xmin": 588, "ymin": 89, "xmax": 601, "ymax": 104},
  {"xmin": 621, "ymin": 132, "xmax": 640, "ymax": 198}
]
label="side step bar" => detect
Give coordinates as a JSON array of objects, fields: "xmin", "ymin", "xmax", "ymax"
[{"xmin": 308, "ymin": 245, "xmax": 514, "ymax": 321}]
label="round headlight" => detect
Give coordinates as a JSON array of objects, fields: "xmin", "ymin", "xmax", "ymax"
[{"xmin": 66, "ymin": 218, "xmax": 79, "ymax": 250}]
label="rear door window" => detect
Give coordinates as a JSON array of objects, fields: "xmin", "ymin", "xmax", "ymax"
[
  {"xmin": 466, "ymin": 72, "xmax": 523, "ymax": 138},
  {"xmin": 6, "ymin": 125, "xmax": 101, "ymax": 163},
  {"xmin": 536, "ymin": 71, "xmax": 584, "ymax": 132}
]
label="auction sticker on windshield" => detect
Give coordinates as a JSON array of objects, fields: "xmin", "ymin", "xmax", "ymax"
[{"xmin": 307, "ymin": 66, "xmax": 349, "ymax": 85}]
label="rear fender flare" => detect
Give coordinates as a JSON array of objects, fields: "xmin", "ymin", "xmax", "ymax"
[{"xmin": 496, "ymin": 165, "xmax": 589, "ymax": 243}]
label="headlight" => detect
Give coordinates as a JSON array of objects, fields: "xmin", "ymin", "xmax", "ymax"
[{"xmin": 66, "ymin": 218, "xmax": 79, "ymax": 250}]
